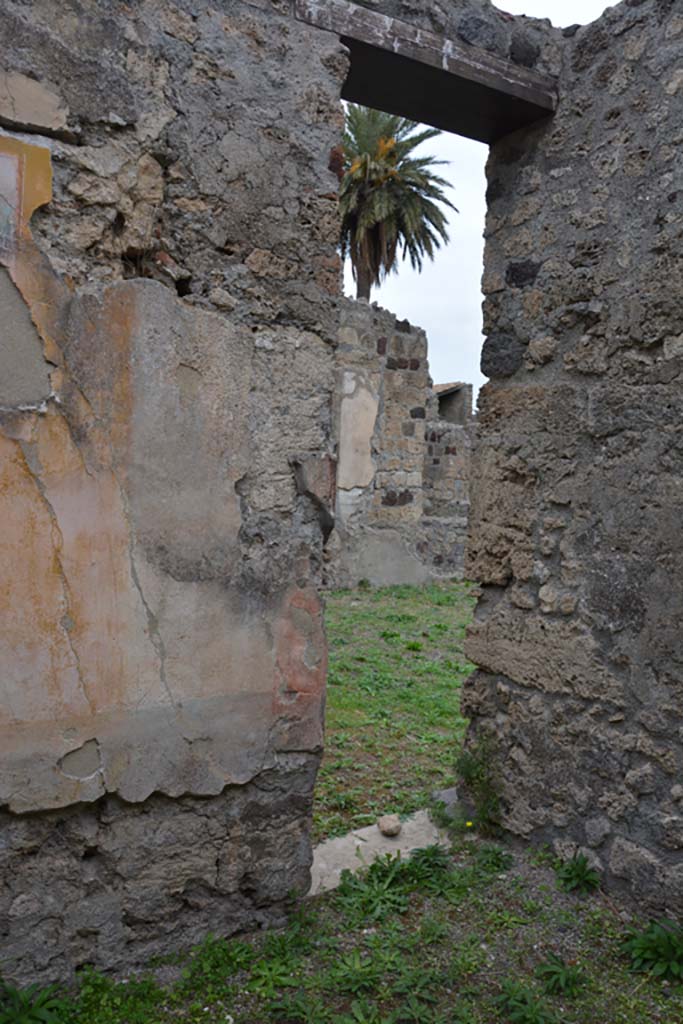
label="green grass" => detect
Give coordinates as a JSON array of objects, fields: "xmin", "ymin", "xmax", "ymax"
[
  {"xmin": 5, "ymin": 582, "xmax": 682, "ymax": 1024},
  {"xmin": 314, "ymin": 582, "xmax": 476, "ymax": 841},
  {"xmin": 18, "ymin": 839, "xmax": 682, "ymax": 1023}
]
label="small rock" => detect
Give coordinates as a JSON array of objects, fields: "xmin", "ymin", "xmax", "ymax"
[
  {"xmin": 209, "ymin": 287, "xmax": 238, "ymax": 311},
  {"xmin": 377, "ymin": 814, "xmax": 401, "ymax": 837},
  {"xmin": 432, "ymin": 786, "xmax": 459, "ymax": 819},
  {"xmin": 457, "ymin": 13, "xmax": 505, "ymax": 55},
  {"xmin": 510, "ymin": 31, "xmax": 540, "ymax": 68},
  {"xmin": 481, "ymin": 332, "xmax": 525, "ymax": 379}
]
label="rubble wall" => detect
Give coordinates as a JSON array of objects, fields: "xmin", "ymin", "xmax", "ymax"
[
  {"xmin": 345, "ymin": 0, "xmax": 563, "ymax": 75},
  {"xmin": 420, "ymin": 414, "xmax": 473, "ymax": 577},
  {"xmin": 464, "ymin": 0, "xmax": 683, "ymax": 915},
  {"xmin": 326, "ymin": 300, "xmax": 472, "ymax": 587},
  {"xmin": 0, "ymin": 0, "xmax": 346, "ymax": 984}
]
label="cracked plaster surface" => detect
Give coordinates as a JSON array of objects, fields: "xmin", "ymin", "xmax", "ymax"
[{"xmin": 0, "ymin": 130, "xmax": 328, "ymax": 813}]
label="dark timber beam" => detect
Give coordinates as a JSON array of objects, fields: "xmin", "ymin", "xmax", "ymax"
[{"xmin": 295, "ymin": 0, "xmax": 557, "ymax": 144}]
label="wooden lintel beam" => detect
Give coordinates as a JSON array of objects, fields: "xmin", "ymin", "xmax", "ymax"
[{"xmin": 295, "ymin": 0, "xmax": 558, "ymax": 144}]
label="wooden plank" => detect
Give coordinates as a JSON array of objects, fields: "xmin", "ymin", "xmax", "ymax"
[{"xmin": 295, "ymin": 0, "xmax": 557, "ymax": 144}]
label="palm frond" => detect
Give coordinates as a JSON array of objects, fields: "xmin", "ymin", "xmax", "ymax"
[{"xmin": 339, "ymin": 104, "xmax": 457, "ymax": 295}]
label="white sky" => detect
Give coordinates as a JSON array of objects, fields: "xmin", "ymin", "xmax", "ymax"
[{"xmin": 344, "ymin": 0, "xmax": 616, "ymax": 404}]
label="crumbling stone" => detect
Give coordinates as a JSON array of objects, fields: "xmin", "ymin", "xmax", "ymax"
[
  {"xmin": 326, "ymin": 301, "xmax": 473, "ymax": 587},
  {"xmin": 0, "ymin": 0, "xmax": 345, "ymax": 984},
  {"xmin": 466, "ymin": 0, "xmax": 683, "ymax": 916}
]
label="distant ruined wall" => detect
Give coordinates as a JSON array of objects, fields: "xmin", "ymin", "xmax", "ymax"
[
  {"xmin": 421, "ymin": 407, "xmax": 473, "ymax": 578},
  {"xmin": 0, "ymin": 0, "xmax": 346, "ymax": 985},
  {"xmin": 325, "ymin": 299, "xmax": 472, "ymax": 587},
  {"xmin": 464, "ymin": 0, "xmax": 683, "ymax": 915}
]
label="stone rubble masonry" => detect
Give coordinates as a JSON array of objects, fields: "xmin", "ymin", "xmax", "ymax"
[
  {"xmin": 420, "ymin": 400, "xmax": 473, "ymax": 578},
  {"xmin": 464, "ymin": 0, "xmax": 683, "ymax": 917},
  {"xmin": 0, "ymin": 0, "xmax": 681, "ymax": 987},
  {"xmin": 325, "ymin": 299, "xmax": 472, "ymax": 587},
  {"xmin": 0, "ymin": 0, "xmax": 347, "ymax": 985},
  {"xmin": 1, "ymin": 755, "xmax": 318, "ymax": 984},
  {"xmin": 345, "ymin": 0, "xmax": 564, "ymax": 76}
]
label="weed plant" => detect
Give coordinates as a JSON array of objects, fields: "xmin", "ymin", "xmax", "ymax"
[
  {"xmin": 176, "ymin": 934, "xmax": 253, "ymax": 999},
  {"xmin": 455, "ymin": 736, "xmax": 502, "ymax": 835},
  {"xmin": 0, "ymin": 981, "xmax": 67, "ymax": 1024},
  {"xmin": 493, "ymin": 980, "xmax": 557, "ymax": 1024},
  {"xmin": 623, "ymin": 919, "xmax": 683, "ymax": 982},
  {"xmin": 554, "ymin": 855, "xmax": 600, "ymax": 895},
  {"xmin": 535, "ymin": 954, "xmax": 586, "ymax": 996}
]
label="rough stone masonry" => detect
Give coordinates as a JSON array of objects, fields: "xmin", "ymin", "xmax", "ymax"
[
  {"xmin": 326, "ymin": 299, "xmax": 473, "ymax": 587},
  {"xmin": 0, "ymin": 0, "xmax": 681, "ymax": 985},
  {"xmin": 464, "ymin": 0, "xmax": 683, "ymax": 915},
  {"xmin": 0, "ymin": 0, "xmax": 346, "ymax": 984}
]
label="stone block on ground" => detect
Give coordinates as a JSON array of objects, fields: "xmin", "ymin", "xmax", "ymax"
[{"xmin": 309, "ymin": 810, "xmax": 449, "ymax": 896}]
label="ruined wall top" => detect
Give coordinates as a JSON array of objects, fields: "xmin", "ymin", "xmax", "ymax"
[{"xmin": 347, "ymin": 0, "xmax": 564, "ymax": 75}]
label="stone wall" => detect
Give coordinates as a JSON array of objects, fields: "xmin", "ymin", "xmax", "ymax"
[
  {"xmin": 2, "ymin": 0, "xmax": 682, "ymax": 985},
  {"xmin": 0, "ymin": 0, "xmax": 346, "ymax": 985},
  {"xmin": 349, "ymin": 0, "xmax": 563, "ymax": 75},
  {"xmin": 420, "ymin": 404, "xmax": 473, "ymax": 577},
  {"xmin": 464, "ymin": 0, "xmax": 683, "ymax": 916},
  {"xmin": 325, "ymin": 300, "xmax": 472, "ymax": 587}
]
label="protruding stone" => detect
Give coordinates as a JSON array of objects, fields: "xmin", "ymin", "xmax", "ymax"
[
  {"xmin": 0, "ymin": 70, "xmax": 68, "ymax": 133},
  {"xmin": 510, "ymin": 32, "xmax": 540, "ymax": 68},
  {"xmin": 209, "ymin": 287, "xmax": 238, "ymax": 311},
  {"xmin": 585, "ymin": 816, "xmax": 611, "ymax": 848},
  {"xmin": 481, "ymin": 333, "xmax": 525, "ymax": 379}
]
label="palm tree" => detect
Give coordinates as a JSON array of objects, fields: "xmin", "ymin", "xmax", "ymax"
[{"xmin": 339, "ymin": 105, "xmax": 457, "ymax": 301}]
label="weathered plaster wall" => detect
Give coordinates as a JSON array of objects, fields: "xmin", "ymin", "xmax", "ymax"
[
  {"xmin": 464, "ymin": 0, "xmax": 683, "ymax": 915},
  {"xmin": 0, "ymin": 0, "xmax": 345, "ymax": 984},
  {"xmin": 327, "ymin": 301, "xmax": 430, "ymax": 586},
  {"xmin": 326, "ymin": 300, "xmax": 472, "ymax": 587}
]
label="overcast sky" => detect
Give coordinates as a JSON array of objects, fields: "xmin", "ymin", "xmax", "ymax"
[{"xmin": 343, "ymin": 0, "xmax": 616, "ymax": 404}]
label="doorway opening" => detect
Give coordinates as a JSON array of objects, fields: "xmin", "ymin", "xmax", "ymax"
[{"xmin": 305, "ymin": 0, "xmax": 556, "ymax": 842}]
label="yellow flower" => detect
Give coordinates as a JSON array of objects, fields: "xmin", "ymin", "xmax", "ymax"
[
  {"xmin": 465, "ymin": 821, "xmax": 473, "ymax": 828},
  {"xmin": 376, "ymin": 136, "xmax": 397, "ymax": 159}
]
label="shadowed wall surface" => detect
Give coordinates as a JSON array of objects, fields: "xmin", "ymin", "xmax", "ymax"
[{"xmin": 464, "ymin": 0, "xmax": 683, "ymax": 916}]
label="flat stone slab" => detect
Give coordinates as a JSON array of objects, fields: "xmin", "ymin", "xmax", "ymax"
[{"xmin": 308, "ymin": 810, "xmax": 449, "ymax": 896}]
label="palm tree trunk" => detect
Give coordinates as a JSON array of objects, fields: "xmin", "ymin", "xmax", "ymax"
[{"xmin": 355, "ymin": 266, "xmax": 372, "ymax": 301}]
